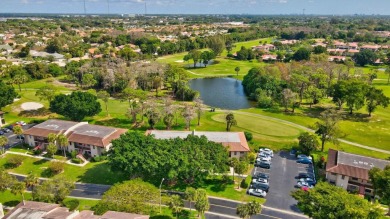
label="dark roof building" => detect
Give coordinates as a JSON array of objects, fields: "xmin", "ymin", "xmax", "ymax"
[{"xmin": 325, "ymin": 149, "xmax": 390, "ymax": 195}]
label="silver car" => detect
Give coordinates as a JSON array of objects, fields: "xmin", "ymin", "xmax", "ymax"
[{"xmin": 247, "ymin": 188, "xmax": 267, "ymax": 197}]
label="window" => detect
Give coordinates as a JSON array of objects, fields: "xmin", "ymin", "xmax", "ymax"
[
  {"xmin": 234, "ymin": 152, "xmax": 237, "ymax": 155},
  {"xmin": 93, "ymin": 146, "xmax": 95, "ymax": 150},
  {"xmin": 240, "ymin": 152, "xmax": 244, "ymax": 155},
  {"xmin": 331, "ymin": 173, "xmax": 337, "ymax": 176},
  {"xmin": 341, "ymin": 175, "xmax": 345, "ymax": 180},
  {"xmin": 365, "ymin": 188, "xmax": 372, "ymax": 193},
  {"xmin": 351, "ymin": 177, "xmax": 358, "ymax": 181}
]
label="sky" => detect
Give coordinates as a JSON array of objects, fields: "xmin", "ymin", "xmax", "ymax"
[{"xmin": 1, "ymin": 0, "xmax": 390, "ymax": 15}]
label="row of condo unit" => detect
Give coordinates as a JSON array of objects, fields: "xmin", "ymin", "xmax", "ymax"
[{"xmin": 23, "ymin": 119, "xmax": 250, "ymax": 158}]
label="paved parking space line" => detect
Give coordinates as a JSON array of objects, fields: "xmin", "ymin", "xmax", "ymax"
[{"xmin": 260, "ymin": 213, "xmax": 282, "ymax": 219}]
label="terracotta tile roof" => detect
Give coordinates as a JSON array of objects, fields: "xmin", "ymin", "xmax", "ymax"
[
  {"xmin": 68, "ymin": 128, "xmax": 127, "ymax": 148},
  {"xmin": 24, "ymin": 127, "xmax": 62, "ymax": 138},
  {"xmin": 326, "ymin": 149, "xmax": 390, "ymax": 180},
  {"xmin": 74, "ymin": 210, "xmax": 100, "ymax": 219}
]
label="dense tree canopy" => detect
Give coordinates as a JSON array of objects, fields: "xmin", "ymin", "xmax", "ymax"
[
  {"xmin": 353, "ymin": 49, "xmax": 378, "ymax": 66},
  {"xmin": 108, "ymin": 132, "xmax": 229, "ymax": 185},
  {"xmin": 33, "ymin": 176, "xmax": 74, "ymax": 203},
  {"xmin": 369, "ymin": 165, "xmax": 390, "ymax": 216},
  {"xmin": 49, "ymin": 91, "xmax": 101, "ymax": 121},
  {"xmin": 292, "ymin": 182, "xmax": 383, "ymax": 219},
  {"xmin": 0, "ymin": 80, "xmax": 17, "ymax": 110}
]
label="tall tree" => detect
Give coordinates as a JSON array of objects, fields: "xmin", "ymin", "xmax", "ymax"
[
  {"xmin": 292, "ymin": 182, "xmax": 383, "ymax": 219},
  {"xmin": 46, "ymin": 143, "xmax": 58, "ymax": 158},
  {"xmin": 229, "ymin": 158, "xmax": 239, "ymax": 183},
  {"xmin": 95, "ymin": 179, "xmax": 159, "ymax": 215},
  {"xmin": 97, "ymin": 90, "xmax": 110, "ymax": 117},
  {"xmin": 33, "ymin": 176, "xmax": 74, "ymax": 203},
  {"xmin": 194, "ymin": 189, "xmax": 209, "ymax": 218},
  {"xmin": 298, "ymin": 132, "xmax": 319, "ymax": 155},
  {"xmin": 57, "ymin": 134, "xmax": 68, "ymax": 157},
  {"xmin": 234, "ymin": 161, "xmax": 249, "ymax": 189},
  {"xmin": 365, "ymin": 87, "xmax": 389, "ymax": 117},
  {"xmin": 352, "ymin": 49, "xmax": 377, "ymax": 66},
  {"xmin": 182, "ymin": 103, "xmax": 195, "ymax": 130},
  {"xmin": 47, "ymin": 133, "xmax": 57, "ymax": 144},
  {"xmin": 369, "ymin": 165, "xmax": 390, "ymax": 216},
  {"xmin": 189, "ymin": 50, "xmax": 202, "ymax": 68},
  {"xmin": 201, "ymin": 50, "xmax": 215, "ymax": 67},
  {"xmin": 292, "ymin": 47, "xmax": 311, "ymax": 61},
  {"xmin": 226, "ymin": 113, "xmax": 237, "ymax": 131},
  {"xmin": 345, "ymin": 81, "xmax": 367, "ymax": 114},
  {"xmin": 13, "ymin": 126, "xmax": 23, "ymax": 140},
  {"xmin": 385, "ymin": 67, "xmax": 390, "ymax": 85},
  {"xmin": 145, "ymin": 102, "xmax": 161, "ymax": 129},
  {"xmin": 35, "ymin": 85, "xmax": 58, "ymax": 103},
  {"xmin": 11, "ymin": 181, "xmax": 26, "ymax": 202},
  {"xmin": 0, "ymin": 80, "xmax": 17, "ymax": 110},
  {"xmin": 50, "ymin": 91, "xmax": 102, "ymax": 121},
  {"xmin": 315, "ymin": 109, "xmax": 341, "ymax": 151},
  {"xmin": 281, "ymin": 88, "xmax": 297, "ymax": 112},
  {"xmin": 168, "ymin": 195, "xmax": 184, "ymax": 219},
  {"xmin": 207, "ymin": 36, "xmax": 225, "ymax": 56},
  {"xmin": 0, "ymin": 168, "xmax": 16, "ymax": 192},
  {"xmin": 194, "ymin": 98, "xmax": 203, "ymax": 126},
  {"xmin": 185, "ymin": 187, "xmax": 196, "ymax": 213},
  {"xmin": 12, "ymin": 72, "xmax": 29, "ymax": 92}
]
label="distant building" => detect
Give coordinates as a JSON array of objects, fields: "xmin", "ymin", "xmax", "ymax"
[
  {"xmin": 325, "ymin": 149, "xmax": 390, "ymax": 196},
  {"xmin": 146, "ymin": 130, "xmax": 251, "ymax": 158},
  {"xmin": 29, "ymin": 50, "xmax": 64, "ymax": 60},
  {"xmin": 23, "ymin": 119, "xmax": 127, "ymax": 157},
  {"xmin": 3, "ymin": 201, "xmax": 149, "ymax": 219}
]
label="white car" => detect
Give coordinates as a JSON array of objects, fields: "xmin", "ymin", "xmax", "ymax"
[
  {"xmin": 252, "ymin": 178, "xmax": 269, "ymax": 185},
  {"xmin": 247, "ymin": 188, "xmax": 267, "ymax": 198},
  {"xmin": 256, "ymin": 157, "xmax": 271, "ymax": 162},
  {"xmin": 260, "ymin": 148, "xmax": 274, "ymax": 157},
  {"xmin": 258, "ymin": 152, "xmax": 272, "ymax": 159},
  {"xmin": 16, "ymin": 121, "xmax": 27, "ymax": 126},
  {"xmin": 297, "ymin": 154, "xmax": 312, "ymax": 160},
  {"xmin": 296, "ymin": 181, "xmax": 312, "ymax": 188}
]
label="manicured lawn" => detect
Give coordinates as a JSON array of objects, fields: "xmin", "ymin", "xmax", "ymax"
[{"xmin": 0, "ymin": 154, "xmax": 128, "ymax": 185}]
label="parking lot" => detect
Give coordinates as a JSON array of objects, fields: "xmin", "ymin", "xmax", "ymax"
[
  {"xmin": 251, "ymin": 150, "xmax": 314, "ymax": 213},
  {"xmin": 1, "ymin": 124, "xmax": 35, "ymax": 149}
]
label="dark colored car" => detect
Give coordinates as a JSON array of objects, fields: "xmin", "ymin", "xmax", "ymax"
[
  {"xmin": 253, "ymin": 172, "xmax": 269, "ymax": 180},
  {"xmin": 0, "ymin": 131, "xmax": 4, "ymax": 135},
  {"xmin": 250, "ymin": 183, "xmax": 269, "ymax": 192},
  {"xmin": 2, "ymin": 128, "xmax": 11, "ymax": 133},
  {"xmin": 297, "ymin": 172, "xmax": 314, "ymax": 179},
  {"xmin": 297, "ymin": 158, "xmax": 312, "ymax": 164},
  {"xmin": 256, "ymin": 161, "xmax": 271, "ymax": 169}
]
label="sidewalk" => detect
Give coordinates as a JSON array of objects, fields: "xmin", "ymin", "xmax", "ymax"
[{"xmin": 4, "ymin": 151, "xmax": 89, "ymax": 167}]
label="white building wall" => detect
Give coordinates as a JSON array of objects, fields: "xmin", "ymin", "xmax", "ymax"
[
  {"xmin": 90, "ymin": 145, "xmax": 99, "ymax": 157},
  {"xmin": 336, "ymin": 174, "xmax": 349, "ymax": 190},
  {"xmin": 67, "ymin": 142, "xmax": 75, "ymax": 152},
  {"xmin": 24, "ymin": 135, "xmax": 35, "ymax": 147}
]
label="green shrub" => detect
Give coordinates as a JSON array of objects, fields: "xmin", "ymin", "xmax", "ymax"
[
  {"xmin": 222, "ymin": 174, "xmax": 233, "ymax": 184},
  {"xmin": 150, "ymin": 216, "xmax": 173, "ymax": 219},
  {"xmin": 8, "ymin": 156, "xmax": 24, "ymax": 167},
  {"xmin": 244, "ymin": 131, "xmax": 253, "ymax": 142},
  {"xmin": 71, "ymin": 158, "xmax": 82, "ymax": 164},
  {"xmin": 70, "ymin": 151, "xmax": 78, "ymax": 159},
  {"xmin": 34, "ymin": 149, "xmax": 42, "ymax": 155},
  {"xmin": 240, "ymin": 176, "xmax": 250, "ymax": 189},
  {"xmin": 48, "ymin": 161, "xmax": 65, "ymax": 174},
  {"xmin": 91, "ymin": 156, "xmax": 107, "ymax": 162},
  {"xmin": 63, "ymin": 199, "xmax": 80, "ymax": 211}
]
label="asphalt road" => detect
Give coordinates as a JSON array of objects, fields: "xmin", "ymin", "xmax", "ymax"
[{"xmin": 2, "ymin": 124, "xmax": 35, "ymax": 150}]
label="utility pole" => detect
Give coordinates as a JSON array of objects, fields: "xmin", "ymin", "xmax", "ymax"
[
  {"xmin": 107, "ymin": 0, "xmax": 110, "ymax": 15},
  {"xmin": 144, "ymin": 0, "xmax": 147, "ymax": 16},
  {"xmin": 83, "ymin": 0, "xmax": 86, "ymax": 15},
  {"xmin": 303, "ymin": 8, "xmax": 305, "ymax": 15},
  {"xmin": 159, "ymin": 178, "xmax": 165, "ymax": 213}
]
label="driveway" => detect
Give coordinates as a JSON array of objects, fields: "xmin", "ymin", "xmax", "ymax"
[{"xmin": 253, "ymin": 151, "xmax": 312, "ymax": 213}]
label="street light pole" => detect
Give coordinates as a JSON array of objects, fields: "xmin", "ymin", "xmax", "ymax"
[{"xmin": 159, "ymin": 178, "xmax": 165, "ymax": 213}]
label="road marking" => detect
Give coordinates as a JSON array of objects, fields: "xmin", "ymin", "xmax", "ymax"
[
  {"xmin": 260, "ymin": 213, "xmax": 282, "ymax": 219},
  {"xmin": 262, "ymin": 206, "xmax": 308, "ymax": 218},
  {"xmin": 210, "ymin": 203, "xmax": 236, "ymax": 210},
  {"xmin": 206, "ymin": 212, "xmax": 239, "ymax": 219}
]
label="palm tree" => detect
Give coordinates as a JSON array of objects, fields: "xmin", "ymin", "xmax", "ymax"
[
  {"xmin": 0, "ymin": 136, "xmax": 8, "ymax": 153},
  {"xmin": 168, "ymin": 195, "xmax": 183, "ymax": 219},
  {"xmin": 225, "ymin": 113, "xmax": 237, "ymax": 131},
  {"xmin": 185, "ymin": 187, "xmax": 196, "ymax": 213},
  {"xmin": 47, "ymin": 133, "xmax": 57, "ymax": 144},
  {"xmin": 56, "ymin": 134, "xmax": 68, "ymax": 157},
  {"xmin": 234, "ymin": 66, "xmax": 240, "ymax": 77},
  {"xmin": 25, "ymin": 173, "xmax": 39, "ymax": 192},
  {"xmin": 12, "ymin": 73, "xmax": 28, "ymax": 91},
  {"xmin": 11, "ymin": 181, "xmax": 26, "ymax": 202},
  {"xmin": 13, "ymin": 126, "xmax": 24, "ymax": 140}
]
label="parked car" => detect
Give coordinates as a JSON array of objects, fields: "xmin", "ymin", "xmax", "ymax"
[
  {"xmin": 2, "ymin": 128, "xmax": 11, "ymax": 133},
  {"xmin": 247, "ymin": 188, "xmax": 267, "ymax": 198},
  {"xmin": 16, "ymin": 121, "xmax": 27, "ymax": 126},
  {"xmin": 0, "ymin": 131, "xmax": 4, "ymax": 135},
  {"xmin": 297, "ymin": 172, "xmax": 314, "ymax": 179},
  {"xmin": 296, "ymin": 181, "xmax": 310, "ymax": 188},
  {"xmin": 253, "ymin": 172, "xmax": 269, "ymax": 180},
  {"xmin": 297, "ymin": 158, "xmax": 312, "ymax": 164},
  {"xmin": 251, "ymin": 183, "xmax": 269, "ymax": 192},
  {"xmin": 6, "ymin": 125, "xmax": 13, "ymax": 130},
  {"xmin": 298, "ymin": 178, "xmax": 316, "ymax": 185},
  {"xmin": 252, "ymin": 178, "xmax": 269, "ymax": 185},
  {"xmin": 297, "ymin": 154, "xmax": 312, "ymax": 160},
  {"xmin": 255, "ymin": 161, "xmax": 271, "ymax": 169},
  {"xmin": 290, "ymin": 149, "xmax": 297, "ymax": 156},
  {"xmin": 256, "ymin": 157, "xmax": 271, "ymax": 162},
  {"xmin": 260, "ymin": 148, "xmax": 274, "ymax": 157}
]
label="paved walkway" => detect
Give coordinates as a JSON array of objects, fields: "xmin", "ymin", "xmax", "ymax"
[
  {"xmin": 4, "ymin": 151, "xmax": 89, "ymax": 167},
  {"xmin": 228, "ymin": 110, "xmax": 390, "ymax": 155}
]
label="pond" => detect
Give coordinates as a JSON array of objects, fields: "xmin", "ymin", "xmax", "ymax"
[{"xmin": 189, "ymin": 78, "xmax": 254, "ymax": 110}]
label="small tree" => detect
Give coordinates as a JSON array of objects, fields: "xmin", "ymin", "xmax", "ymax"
[
  {"xmin": 8, "ymin": 156, "xmax": 24, "ymax": 167},
  {"xmin": 25, "ymin": 173, "xmax": 40, "ymax": 192},
  {"xmin": 33, "ymin": 176, "xmax": 74, "ymax": 203},
  {"xmin": 97, "ymin": 90, "xmax": 110, "ymax": 117},
  {"xmin": 235, "ymin": 67, "xmax": 240, "ymax": 76},
  {"xmin": 315, "ymin": 109, "xmax": 341, "ymax": 151},
  {"xmin": 194, "ymin": 189, "xmax": 209, "ymax": 218},
  {"xmin": 48, "ymin": 161, "xmax": 65, "ymax": 175},
  {"xmin": 46, "ymin": 143, "xmax": 58, "ymax": 158},
  {"xmin": 298, "ymin": 132, "xmax": 319, "ymax": 155},
  {"xmin": 47, "ymin": 133, "xmax": 57, "ymax": 144},
  {"xmin": 35, "ymin": 85, "xmax": 58, "ymax": 103},
  {"xmin": 194, "ymin": 98, "xmax": 203, "ymax": 126},
  {"xmin": 184, "ymin": 187, "xmax": 196, "ymax": 213},
  {"xmin": 236, "ymin": 203, "xmax": 250, "ymax": 219},
  {"xmin": 13, "ymin": 126, "xmax": 23, "ymax": 140},
  {"xmin": 56, "ymin": 134, "xmax": 68, "ymax": 157},
  {"xmin": 11, "ymin": 181, "xmax": 26, "ymax": 202},
  {"xmin": 182, "ymin": 103, "xmax": 195, "ymax": 130},
  {"xmin": 247, "ymin": 201, "xmax": 262, "ymax": 218},
  {"xmin": 168, "ymin": 195, "xmax": 184, "ymax": 219},
  {"xmin": 0, "ymin": 136, "xmax": 8, "ymax": 153},
  {"xmin": 229, "ymin": 158, "xmax": 239, "ymax": 183},
  {"xmin": 226, "ymin": 113, "xmax": 237, "ymax": 131},
  {"xmin": 0, "ymin": 168, "xmax": 16, "ymax": 192},
  {"xmin": 234, "ymin": 162, "xmax": 249, "ymax": 189},
  {"xmin": 369, "ymin": 165, "xmax": 390, "ymax": 215},
  {"xmin": 365, "ymin": 87, "xmax": 389, "ymax": 117}
]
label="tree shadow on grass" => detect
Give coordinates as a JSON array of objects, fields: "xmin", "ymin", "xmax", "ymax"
[
  {"xmin": 33, "ymin": 159, "xmax": 49, "ymax": 165},
  {"xmin": 78, "ymin": 162, "xmax": 128, "ymax": 185},
  {"xmin": 3, "ymin": 200, "xmax": 20, "ymax": 207},
  {"xmin": 203, "ymin": 178, "xmax": 228, "ymax": 193},
  {"xmin": 41, "ymin": 168, "xmax": 54, "ymax": 178}
]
